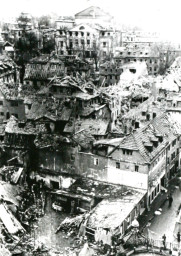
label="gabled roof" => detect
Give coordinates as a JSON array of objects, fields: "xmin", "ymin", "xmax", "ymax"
[
  {"xmin": 109, "ymin": 113, "xmax": 177, "ymax": 163},
  {"xmin": 75, "ymin": 6, "xmax": 113, "ymax": 19},
  {"xmin": 69, "ymin": 23, "xmax": 98, "ymax": 33},
  {"xmin": 118, "ymin": 135, "xmax": 138, "ymax": 151}
]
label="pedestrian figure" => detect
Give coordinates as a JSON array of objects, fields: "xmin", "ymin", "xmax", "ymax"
[
  {"xmin": 178, "ymin": 232, "xmax": 181, "ymax": 243},
  {"xmin": 162, "ymin": 234, "xmax": 166, "ymax": 249},
  {"xmin": 169, "ymin": 195, "xmax": 173, "ymax": 207}
]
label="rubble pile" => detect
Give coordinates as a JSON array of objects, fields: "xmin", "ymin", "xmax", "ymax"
[
  {"xmin": 0, "ymin": 83, "xmax": 20, "ymax": 100},
  {"xmin": 27, "ymin": 97, "xmax": 69, "ymax": 121},
  {"xmin": 69, "ymin": 178, "xmax": 134, "ymax": 200},
  {"xmin": 56, "ymin": 214, "xmax": 87, "ymax": 234},
  {"xmin": 5, "ymin": 115, "xmax": 37, "ymax": 134},
  {"xmin": 34, "ymin": 133, "xmax": 67, "ymax": 149}
]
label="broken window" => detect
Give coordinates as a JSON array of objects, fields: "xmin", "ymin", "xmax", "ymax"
[
  {"xmin": 116, "ymin": 162, "xmax": 120, "ymax": 169},
  {"xmin": 135, "ymin": 122, "xmax": 139, "ymax": 128},
  {"xmin": 135, "ymin": 165, "xmax": 139, "ymax": 172},
  {"xmin": 11, "ymin": 101, "xmax": 18, "ymax": 107},
  {"xmin": 146, "ymin": 114, "xmax": 150, "ymax": 121}
]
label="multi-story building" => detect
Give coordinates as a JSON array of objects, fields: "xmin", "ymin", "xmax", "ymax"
[
  {"xmin": 23, "ymin": 55, "xmax": 65, "ymax": 86},
  {"xmin": 0, "ymin": 56, "xmax": 20, "ymax": 84},
  {"xmin": 76, "ymin": 113, "xmax": 180, "ymax": 209},
  {"xmin": 114, "ymin": 46, "xmax": 161, "ymax": 75},
  {"xmin": 55, "ymin": 6, "xmax": 121, "ymax": 60},
  {"xmin": 99, "ymin": 61, "xmax": 122, "ymax": 86},
  {"xmin": 122, "ymin": 30, "xmax": 160, "ymax": 47},
  {"xmin": 0, "ymin": 84, "xmax": 26, "ymax": 121}
]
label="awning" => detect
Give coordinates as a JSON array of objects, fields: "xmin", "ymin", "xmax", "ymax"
[{"xmin": 0, "ymin": 204, "xmax": 24, "ymax": 234}]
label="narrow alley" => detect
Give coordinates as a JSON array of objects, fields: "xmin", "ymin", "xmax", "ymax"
[
  {"xmin": 34, "ymin": 193, "xmax": 73, "ymax": 254},
  {"xmin": 144, "ymin": 180, "xmax": 181, "ymax": 243}
]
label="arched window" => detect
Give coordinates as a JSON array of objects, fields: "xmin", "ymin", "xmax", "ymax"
[{"xmin": 79, "ymin": 26, "xmax": 85, "ymax": 30}]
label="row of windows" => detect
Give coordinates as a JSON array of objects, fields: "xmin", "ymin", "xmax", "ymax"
[
  {"xmin": 116, "ymin": 162, "xmax": 139, "ymax": 172},
  {"xmin": 60, "ymin": 31, "xmax": 90, "ymax": 37},
  {"xmin": 105, "ymin": 75, "xmax": 118, "ymax": 80},
  {"xmin": 0, "ymin": 112, "xmax": 18, "ymax": 118},
  {"xmin": 0, "ymin": 101, "xmax": 18, "ymax": 107},
  {"xmin": 120, "ymin": 51, "xmax": 149, "ymax": 56},
  {"xmin": 101, "ymin": 32, "xmax": 111, "ymax": 36},
  {"xmin": 123, "ymin": 149, "xmax": 133, "ymax": 155},
  {"xmin": 152, "ymin": 151, "xmax": 166, "ymax": 167},
  {"xmin": 149, "ymin": 67, "xmax": 157, "ymax": 72},
  {"xmin": 149, "ymin": 184, "xmax": 160, "ymax": 204}
]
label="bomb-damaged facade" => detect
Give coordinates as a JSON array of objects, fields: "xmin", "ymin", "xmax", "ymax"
[{"xmin": 0, "ymin": 4, "xmax": 181, "ymax": 256}]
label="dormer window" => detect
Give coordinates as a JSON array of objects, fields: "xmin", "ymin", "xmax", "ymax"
[
  {"xmin": 150, "ymin": 137, "xmax": 159, "ymax": 147},
  {"xmin": 144, "ymin": 142, "xmax": 153, "ymax": 152},
  {"xmin": 155, "ymin": 133, "xmax": 163, "ymax": 142}
]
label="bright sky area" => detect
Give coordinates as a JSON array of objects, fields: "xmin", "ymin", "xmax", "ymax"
[{"xmin": 1, "ymin": 0, "xmax": 181, "ymax": 42}]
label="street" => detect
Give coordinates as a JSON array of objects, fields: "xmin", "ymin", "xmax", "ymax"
[
  {"xmin": 144, "ymin": 180, "xmax": 181, "ymax": 243},
  {"xmin": 33, "ymin": 193, "xmax": 74, "ymax": 254}
]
